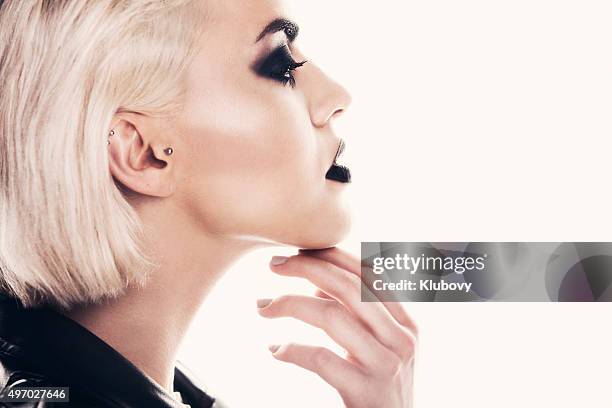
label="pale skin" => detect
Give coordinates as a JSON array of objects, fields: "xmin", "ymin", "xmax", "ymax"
[{"xmin": 65, "ymin": 0, "xmax": 417, "ymax": 406}]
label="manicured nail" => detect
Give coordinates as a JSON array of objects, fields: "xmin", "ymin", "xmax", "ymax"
[
  {"xmin": 257, "ymin": 298, "xmax": 273, "ymax": 308},
  {"xmin": 270, "ymin": 256, "xmax": 288, "ymax": 266},
  {"xmin": 268, "ymin": 344, "xmax": 280, "ymax": 353}
]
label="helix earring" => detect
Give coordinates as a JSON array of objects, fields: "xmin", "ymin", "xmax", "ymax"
[{"xmin": 107, "ymin": 129, "xmax": 114, "ymax": 145}]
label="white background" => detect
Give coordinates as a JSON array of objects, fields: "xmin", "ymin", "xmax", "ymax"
[{"xmin": 178, "ymin": 1, "xmax": 612, "ymax": 407}]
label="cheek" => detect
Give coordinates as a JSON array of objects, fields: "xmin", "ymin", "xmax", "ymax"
[{"xmin": 176, "ymin": 76, "xmax": 323, "ymax": 236}]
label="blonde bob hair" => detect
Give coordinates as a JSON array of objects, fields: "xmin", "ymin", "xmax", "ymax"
[{"xmin": 0, "ymin": 0, "xmax": 205, "ymax": 309}]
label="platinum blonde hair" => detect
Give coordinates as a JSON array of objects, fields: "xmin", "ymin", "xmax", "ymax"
[{"xmin": 0, "ymin": 0, "xmax": 205, "ymax": 309}]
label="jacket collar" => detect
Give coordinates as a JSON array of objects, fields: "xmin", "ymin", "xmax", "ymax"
[{"xmin": 0, "ymin": 294, "xmax": 215, "ymax": 407}]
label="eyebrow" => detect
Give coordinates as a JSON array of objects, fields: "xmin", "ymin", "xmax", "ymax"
[{"xmin": 255, "ymin": 18, "xmax": 300, "ymax": 43}]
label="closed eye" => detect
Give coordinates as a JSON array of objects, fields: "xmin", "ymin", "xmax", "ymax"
[{"xmin": 253, "ymin": 44, "xmax": 307, "ymax": 88}]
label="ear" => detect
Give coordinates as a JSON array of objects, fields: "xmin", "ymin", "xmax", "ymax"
[{"xmin": 107, "ymin": 114, "xmax": 175, "ymax": 198}]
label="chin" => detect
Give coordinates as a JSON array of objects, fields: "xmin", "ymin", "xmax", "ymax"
[{"xmin": 293, "ymin": 206, "xmax": 352, "ymax": 250}]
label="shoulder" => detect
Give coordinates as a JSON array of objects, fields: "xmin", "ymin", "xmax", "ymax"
[
  {"xmin": 0, "ymin": 360, "xmax": 56, "ymax": 407},
  {"xmin": 0, "ymin": 353, "xmax": 114, "ymax": 408},
  {"xmin": 0, "ymin": 345, "xmax": 49, "ymax": 390}
]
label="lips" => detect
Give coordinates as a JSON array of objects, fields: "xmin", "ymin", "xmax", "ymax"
[{"xmin": 325, "ymin": 139, "xmax": 351, "ymax": 183}]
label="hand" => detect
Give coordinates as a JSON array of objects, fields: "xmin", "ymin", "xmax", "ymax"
[{"xmin": 257, "ymin": 247, "xmax": 417, "ymax": 408}]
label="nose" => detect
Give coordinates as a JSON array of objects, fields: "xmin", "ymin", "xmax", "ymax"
[{"xmin": 304, "ymin": 63, "xmax": 352, "ymax": 128}]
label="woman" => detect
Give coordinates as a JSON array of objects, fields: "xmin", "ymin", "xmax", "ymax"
[{"xmin": 0, "ymin": 0, "xmax": 417, "ymax": 407}]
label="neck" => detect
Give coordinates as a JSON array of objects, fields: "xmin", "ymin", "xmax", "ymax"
[{"xmin": 64, "ymin": 199, "xmax": 262, "ymax": 392}]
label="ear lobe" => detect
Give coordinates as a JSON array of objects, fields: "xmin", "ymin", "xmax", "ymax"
[{"xmin": 108, "ymin": 120, "xmax": 175, "ymax": 198}]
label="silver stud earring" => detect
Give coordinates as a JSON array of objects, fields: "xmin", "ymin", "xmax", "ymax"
[
  {"xmin": 163, "ymin": 147, "xmax": 173, "ymax": 156},
  {"xmin": 107, "ymin": 129, "xmax": 115, "ymax": 145}
]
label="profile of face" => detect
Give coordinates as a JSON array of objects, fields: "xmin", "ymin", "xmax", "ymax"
[{"xmin": 110, "ymin": 0, "xmax": 353, "ymax": 250}]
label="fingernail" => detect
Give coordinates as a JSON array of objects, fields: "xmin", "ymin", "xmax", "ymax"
[
  {"xmin": 257, "ymin": 298, "xmax": 273, "ymax": 308},
  {"xmin": 268, "ymin": 344, "xmax": 280, "ymax": 353},
  {"xmin": 270, "ymin": 256, "xmax": 288, "ymax": 266}
]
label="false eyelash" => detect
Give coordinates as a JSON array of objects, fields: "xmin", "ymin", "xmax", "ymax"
[
  {"xmin": 282, "ymin": 59, "xmax": 307, "ymax": 88},
  {"xmin": 254, "ymin": 44, "xmax": 308, "ymax": 88}
]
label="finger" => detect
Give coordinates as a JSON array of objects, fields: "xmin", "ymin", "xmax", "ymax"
[
  {"xmin": 270, "ymin": 255, "xmax": 416, "ymax": 360},
  {"xmin": 300, "ymin": 247, "xmax": 419, "ymax": 338},
  {"xmin": 257, "ymin": 295, "xmax": 391, "ymax": 367},
  {"xmin": 299, "ymin": 247, "xmax": 360, "ymax": 272},
  {"xmin": 269, "ymin": 343, "xmax": 365, "ymax": 396}
]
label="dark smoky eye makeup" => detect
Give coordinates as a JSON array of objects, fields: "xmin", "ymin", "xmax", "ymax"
[{"xmin": 253, "ymin": 44, "xmax": 308, "ymax": 88}]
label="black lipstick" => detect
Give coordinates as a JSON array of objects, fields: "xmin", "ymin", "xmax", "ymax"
[{"xmin": 325, "ymin": 139, "xmax": 351, "ymax": 183}]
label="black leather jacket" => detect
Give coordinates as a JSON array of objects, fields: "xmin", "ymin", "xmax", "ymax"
[{"xmin": 0, "ymin": 294, "xmax": 218, "ymax": 407}]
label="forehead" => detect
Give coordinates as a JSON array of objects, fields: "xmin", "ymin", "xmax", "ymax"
[{"xmin": 204, "ymin": 0, "xmax": 290, "ymax": 41}]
